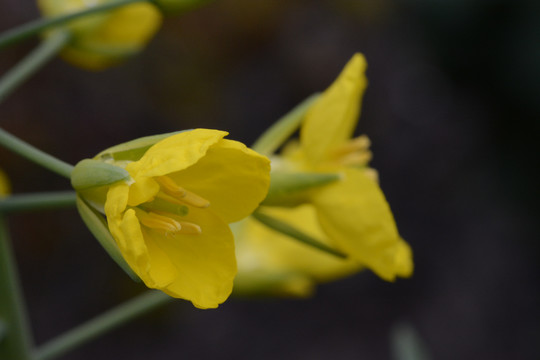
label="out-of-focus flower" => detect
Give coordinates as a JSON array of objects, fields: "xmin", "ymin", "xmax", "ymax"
[
  {"xmin": 0, "ymin": 169, "xmax": 10, "ymax": 197},
  {"xmin": 37, "ymin": 0, "xmax": 162, "ymax": 70},
  {"xmin": 73, "ymin": 129, "xmax": 271, "ymax": 308},
  {"xmin": 234, "ymin": 53, "xmax": 412, "ymax": 296}
]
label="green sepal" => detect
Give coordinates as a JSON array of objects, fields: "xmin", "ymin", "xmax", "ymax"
[
  {"xmin": 71, "ymin": 159, "xmax": 130, "ymax": 191},
  {"xmin": 252, "ymin": 210, "xmax": 346, "ymax": 259},
  {"xmin": 76, "ymin": 195, "xmax": 140, "ymax": 282},
  {"xmin": 262, "ymin": 171, "xmax": 341, "ymax": 206},
  {"xmin": 95, "ymin": 131, "xmax": 186, "ymax": 162},
  {"xmin": 252, "ymin": 93, "xmax": 320, "ymax": 156}
]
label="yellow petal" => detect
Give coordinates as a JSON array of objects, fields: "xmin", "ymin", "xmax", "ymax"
[
  {"xmin": 311, "ymin": 168, "xmax": 413, "ymax": 281},
  {"xmin": 153, "ymin": 207, "xmax": 237, "ymax": 309},
  {"xmin": 126, "ymin": 129, "xmax": 227, "ymax": 178},
  {"xmin": 104, "ymin": 182, "xmax": 130, "ymax": 218},
  {"xmin": 169, "ymin": 138, "xmax": 271, "ymax": 223},
  {"xmin": 300, "ymin": 53, "xmax": 368, "ymax": 165},
  {"xmin": 236, "ymin": 204, "xmax": 362, "ymax": 282},
  {"xmin": 111, "ymin": 208, "xmax": 152, "ymax": 282}
]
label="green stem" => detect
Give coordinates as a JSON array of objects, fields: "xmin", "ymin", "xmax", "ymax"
[
  {"xmin": 0, "ymin": 0, "xmax": 150, "ymax": 51},
  {"xmin": 0, "ymin": 216, "xmax": 34, "ymax": 360},
  {"xmin": 252, "ymin": 210, "xmax": 347, "ymax": 259},
  {"xmin": 0, "ymin": 128, "xmax": 73, "ymax": 179},
  {"xmin": 34, "ymin": 290, "xmax": 173, "ymax": 360},
  {"xmin": 251, "ymin": 93, "xmax": 320, "ymax": 156},
  {"xmin": 0, "ymin": 192, "xmax": 76, "ymax": 214},
  {"xmin": 0, "ymin": 30, "xmax": 70, "ymax": 104}
]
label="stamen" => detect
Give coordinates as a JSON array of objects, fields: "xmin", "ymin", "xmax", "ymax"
[
  {"xmin": 177, "ymin": 221, "xmax": 202, "ymax": 235},
  {"xmin": 181, "ymin": 190, "xmax": 210, "ymax": 208},
  {"xmin": 135, "ymin": 209, "xmax": 182, "ymax": 233},
  {"xmin": 156, "ymin": 176, "xmax": 210, "ymax": 209},
  {"xmin": 338, "ymin": 151, "xmax": 372, "ymax": 166},
  {"xmin": 333, "ymin": 135, "xmax": 371, "ymax": 156},
  {"xmin": 156, "ymin": 176, "xmax": 187, "ymax": 197}
]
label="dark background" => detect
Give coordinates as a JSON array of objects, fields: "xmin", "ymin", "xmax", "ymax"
[{"xmin": 0, "ymin": 0, "xmax": 538, "ymax": 359}]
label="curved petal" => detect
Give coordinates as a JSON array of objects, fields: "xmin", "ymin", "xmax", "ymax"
[
  {"xmin": 104, "ymin": 182, "xmax": 130, "ymax": 218},
  {"xmin": 300, "ymin": 53, "xmax": 368, "ymax": 165},
  {"xmin": 153, "ymin": 207, "xmax": 237, "ymax": 309},
  {"xmin": 236, "ymin": 205, "xmax": 362, "ymax": 282},
  {"xmin": 311, "ymin": 168, "xmax": 413, "ymax": 281},
  {"xmin": 127, "ymin": 129, "xmax": 228, "ymax": 178},
  {"xmin": 169, "ymin": 138, "xmax": 271, "ymax": 223},
  {"xmin": 109, "ymin": 208, "xmax": 152, "ymax": 283}
]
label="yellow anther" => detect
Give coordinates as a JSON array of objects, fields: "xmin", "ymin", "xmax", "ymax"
[
  {"xmin": 181, "ymin": 190, "xmax": 210, "ymax": 209},
  {"xmin": 156, "ymin": 176, "xmax": 187, "ymax": 197},
  {"xmin": 333, "ymin": 135, "xmax": 371, "ymax": 156},
  {"xmin": 177, "ymin": 221, "xmax": 202, "ymax": 235},
  {"xmin": 338, "ymin": 151, "xmax": 372, "ymax": 166},
  {"xmin": 135, "ymin": 209, "xmax": 182, "ymax": 233},
  {"xmin": 156, "ymin": 176, "xmax": 210, "ymax": 209}
]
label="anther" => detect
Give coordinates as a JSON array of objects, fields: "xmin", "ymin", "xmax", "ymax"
[
  {"xmin": 156, "ymin": 176, "xmax": 187, "ymax": 197},
  {"xmin": 338, "ymin": 151, "xmax": 372, "ymax": 166},
  {"xmin": 177, "ymin": 221, "xmax": 202, "ymax": 235},
  {"xmin": 135, "ymin": 209, "xmax": 182, "ymax": 233},
  {"xmin": 333, "ymin": 135, "xmax": 371, "ymax": 156},
  {"xmin": 156, "ymin": 176, "xmax": 210, "ymax": 209}
]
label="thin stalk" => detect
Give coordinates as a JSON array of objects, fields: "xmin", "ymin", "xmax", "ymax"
[
  {"xmin": 0, "ymin": 0, "xmax": 149, "ymax": 50},
  {"xmin": 252, "ymin": 210, "xmax": 347, "ymax": 259},
  {"xmin": 0, "ymin": 216, "xmax": 34, "ymax": 360},
  {"xmin": 0, "ymin": 128, "xmax": 73, "ymax": 179},
  {"xmin": 251, "ymin": 93, "xmax": 320, "ymax": 156},
  {"xmin": 34, "ymin": 290, "xmax": 174, "ymax": 360},
  {"xmin": 0, "ymin": 191, "xmax": 76, "ymax": 214},
  {"xmin": 0, "ymin": 30, "xmax": 70, "ymax": 104}
]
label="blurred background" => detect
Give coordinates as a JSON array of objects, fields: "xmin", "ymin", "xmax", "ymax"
[{"xmin": 0, "ymin": 0, "xmax": 538, "ymax": 359}]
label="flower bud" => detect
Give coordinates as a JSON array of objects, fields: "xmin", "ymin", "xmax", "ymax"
[{"xmin": 37, "ymin": 0, "xmax": 162, "ymax": 70}]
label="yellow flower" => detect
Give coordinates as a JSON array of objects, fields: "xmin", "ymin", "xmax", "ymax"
[
  {"xmin": 235, "ymin": 54, "xmax": 412, "ymax": 295},
  {"xmin": 78, "ymin": 129, "xmax": 270, "ymax": 308},
  {"xmin": 37, "ymin": 0, "xmax": 162, "ymax": 70},
  {"xmin": 0, "ymin": 169, "xmax": 10, "ymax": 197}
]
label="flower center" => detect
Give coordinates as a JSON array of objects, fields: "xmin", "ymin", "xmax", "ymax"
[
  {"xmin": 136, "ymin": 176, "xmax": 210, "ymax": 235},
  {"xmin": 331, "ymin": 135, "xmax": 372, "ymax": 166}
]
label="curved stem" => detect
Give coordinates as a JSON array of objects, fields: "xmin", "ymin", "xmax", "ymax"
[
  {"xmin": 0, "ymin": 0, "xmax": 150, "ymax": 51},
  {"xmin": 251, "ymin": 93, "xmax": 320, "ymax": 156},
  {"xmin": 0, "ymin": 216, "xmax": 34, "ymax": 360},
  {"xmin": 0, "ymin": 30, "xmax": 70, "ymax": 104},
  {"xmin": 34, "ymin": 290, "xmax": 173, "ymax": 360},
  {"xmin": 0, "ymin": 128, "xmax": 74, "ymax": 179},
  {"xmin": 0, "ymin": 192, "xmax": 76, "ymax": 214},
  {"xmin": 252, "ymin": 210, "xmax": 347, "ymax": 259}
]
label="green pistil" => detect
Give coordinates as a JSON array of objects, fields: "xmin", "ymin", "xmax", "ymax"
[{"xmin": 138, "ymin": 198, "xmax": 189, "ymax": 217}]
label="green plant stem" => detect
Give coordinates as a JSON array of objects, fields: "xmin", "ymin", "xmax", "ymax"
[
  {"xmin": 0, "ymin": 216, "xmax": 34, "ymax": 360},
  {"xmin": 0, "ymin": 128, "xmax": 73, "ymax": 179},
  {"xmin": 0, "ymin": 0, "xmax": 150, "ymax": 51},
  {"xmin": 0, "ymin": 30, "xmax": 70, "ymax": 104},
  {"xmin": 34, "ymin": 290, "xmax": 174, "ymax": 360},
  {"xmin": 0, "ymin": 192, "xmax": 76, "ymax": 214},
  {"xmin": 251, "ymin": 93, "xmax": 320, "ymax": 156},
  {"xmin": 252, "ymin": 210, "xmax": 347, "ymax": 259}
]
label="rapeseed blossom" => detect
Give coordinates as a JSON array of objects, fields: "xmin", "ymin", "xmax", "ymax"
[
  {"xmin": 235, "ymin": 54, "xmax": 412, "ymax": 296},
  {"xmin": 76, "ymin": 129, "xmax": 270, "ymax": 308},
  {"xmin": 38, "ymin": 0, "xmax": 162, "ymax": 70}
]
